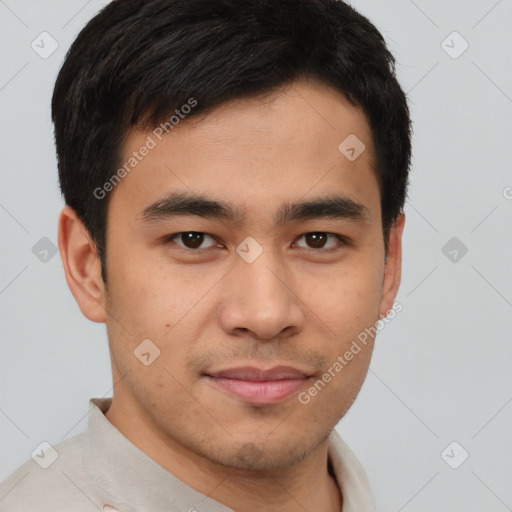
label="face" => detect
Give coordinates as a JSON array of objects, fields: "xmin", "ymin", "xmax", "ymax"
[{"xmin": 65, "ymin": 77, "xmax": 404, "ymax": 471}]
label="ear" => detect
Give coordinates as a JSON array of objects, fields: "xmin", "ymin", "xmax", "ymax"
[
  {"xmin": 58, "ymin": 206, "xmax": 107, "ymax": 323},
  {"xmin": 379, "ymin": 213, "xmax": 405, "ymax": 318}
]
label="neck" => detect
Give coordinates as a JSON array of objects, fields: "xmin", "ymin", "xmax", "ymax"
[
  {"xmin": 207, "ymin": 445, "xmax": 342, "ymax": 512},
  {"xmin": 105, "ymin": 398, "xmax": 342, "ymax": 512}
]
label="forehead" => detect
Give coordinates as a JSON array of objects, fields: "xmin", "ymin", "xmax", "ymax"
[{"xmin": 108, "ymin": 77, "xmax": 379, "ymax": 224}]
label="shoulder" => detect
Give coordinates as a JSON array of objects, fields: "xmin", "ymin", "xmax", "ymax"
[{"xmin": 0, "ymin": 433, "xmax": 102, "ymax": 512}]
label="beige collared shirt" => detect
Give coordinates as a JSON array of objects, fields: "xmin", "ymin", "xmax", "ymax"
[{"xmin": 0, "ymin": 398, "xmax": 374, "ymax": 511}]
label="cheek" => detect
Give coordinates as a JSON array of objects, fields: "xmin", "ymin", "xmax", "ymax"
[
  {"xmin": 106, "ymin": 246, "xmax": 178, "ymax": 329},
  {"xmin": 303, "ymin": 258, "xmax": 383, "ymax": 336},
  {"xmin": 297, "ymin": 346, "xmax": 373, "ymax": 425},
  {"xmin": 104, "ymin": 255, "xmax": 207, "ymax": 377}
]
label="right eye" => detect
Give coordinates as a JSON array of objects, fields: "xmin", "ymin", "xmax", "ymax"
[{"xmin": 163, "ymin": 232, "xmax": 220, "ymax": 251}]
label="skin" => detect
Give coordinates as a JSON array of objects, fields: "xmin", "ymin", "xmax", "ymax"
[{"xmin": 58, "ymin": 76, "xmax": 405, "ymax": 512}]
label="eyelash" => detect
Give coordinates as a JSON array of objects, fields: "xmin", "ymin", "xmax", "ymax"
[{"xmin": 162, "ymin": 231, "xmax": 350, "ymax": 253}]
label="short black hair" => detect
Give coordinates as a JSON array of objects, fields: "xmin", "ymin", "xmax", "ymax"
[{"xmin": 52, "ymin": 0, "xmax": 412, "ymax": 283}]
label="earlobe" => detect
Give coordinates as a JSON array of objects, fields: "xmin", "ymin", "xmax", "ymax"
[
  {"xmin": 58, "ymin": 206, "xmax": 107, "ymax": 323},
  {"xmin": 379, "ymin": 213, "xmax": 405, "ymax": 318}
]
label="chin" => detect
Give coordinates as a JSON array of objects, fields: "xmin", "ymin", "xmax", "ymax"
[{"xmin": 203, "ymin": 436, "xmax": 314, "ymax": 471}]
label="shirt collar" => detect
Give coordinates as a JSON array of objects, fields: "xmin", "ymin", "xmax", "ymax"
[{"xmin": 84, "ymin": 398, "xmax": 374, "ymax": 512}]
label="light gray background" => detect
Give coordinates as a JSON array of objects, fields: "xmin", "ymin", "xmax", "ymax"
[{"xmin": 0, "ymin": 1, "xmax": 511, "ymax": 511}]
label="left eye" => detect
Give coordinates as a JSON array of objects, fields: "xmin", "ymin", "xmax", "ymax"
[
  {"xmin": 294, "ymin": 232, "xmax": 345, "ymax": 250},
  {"xmin": 165, "ymin": 231, "xmax": 346, "ymax": 251}
]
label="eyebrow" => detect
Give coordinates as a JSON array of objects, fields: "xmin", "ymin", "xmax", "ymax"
[{"xmin": 139, "ymin": 191, "xmax": 371, "ymax": 226}]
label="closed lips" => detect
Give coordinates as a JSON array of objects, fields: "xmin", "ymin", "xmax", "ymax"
[{"xmin": 205, "ymin": 366, "xmax": 312, "ymax": 405}]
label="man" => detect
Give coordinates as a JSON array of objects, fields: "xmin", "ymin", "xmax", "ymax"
[{"xmin": 0, "ymin": 0, "xmax": 411, "ymax": 510}]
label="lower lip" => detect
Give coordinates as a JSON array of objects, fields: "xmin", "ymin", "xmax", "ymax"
[{"xmin": 206, "ymin": 377, "xmax": 308, "ymax": 405}]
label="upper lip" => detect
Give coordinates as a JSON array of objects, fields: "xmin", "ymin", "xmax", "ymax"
[{"xmin": 206, "ymin": 365, "xmax": 311, "ymax": 381}]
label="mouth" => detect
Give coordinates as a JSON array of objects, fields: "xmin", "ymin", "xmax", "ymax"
[{"xmin": 204, "ymin": 365, "xmax": 312, "ymax": 405}]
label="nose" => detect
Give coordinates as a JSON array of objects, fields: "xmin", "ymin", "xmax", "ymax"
[{"xmin": 218, "ymin": 246, "xmax": 305, "ymax": 340}]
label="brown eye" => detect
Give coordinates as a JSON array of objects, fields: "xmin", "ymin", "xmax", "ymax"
[
  {"xmin": 295, "ymin": 232, "xmax": 346, "ymax": 250},
  {"xmin": 305, "ymin": 232, "xmax": 328, "ymax": 249},
  {"xmin": 168, "ymin": 232, "xmax": 217, "ymax": 250}
]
